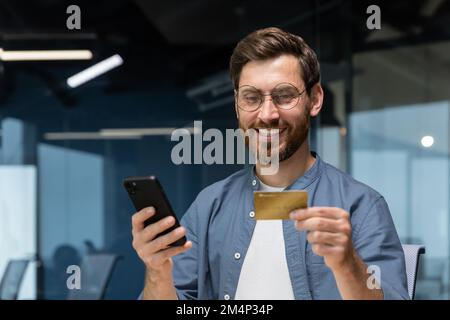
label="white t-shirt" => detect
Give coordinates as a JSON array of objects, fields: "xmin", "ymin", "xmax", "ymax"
[{"xmin": 234, "ymin": 180, "xmax": 295, "ymax": 300}]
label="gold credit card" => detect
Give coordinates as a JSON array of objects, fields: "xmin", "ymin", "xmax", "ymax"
[{"xmin": 254, "ymin": 190, "xmax": 308, "ymax": 220}]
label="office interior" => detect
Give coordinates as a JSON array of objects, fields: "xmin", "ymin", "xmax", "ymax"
[{"xmin": 0, "ymin": 0, "xmax": 449, "ymax": 300}]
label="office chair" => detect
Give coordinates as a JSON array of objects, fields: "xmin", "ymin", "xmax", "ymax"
[
  {"xmin": 66, "ymin": 253, "xmax": 120, "ymax": 300},
  {"xmin": 0, "ymin": 259, "xmax": 30, "ymax": 300},
  {"xmin": 402, "ymin": 244, "xmax": 425, "ymax": 300}
]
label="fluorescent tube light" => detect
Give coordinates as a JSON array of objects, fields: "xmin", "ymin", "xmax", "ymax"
[
  {"xmin": 0, "ymin": 48, "xmax": 93, "ymax": 61},
  {"xmin": 44, "ymin": 132, "xmax": 141, "ymax": 140},
  {"xmin": 67, "ymin": 54, "xmax": 123, "ymax": 88}
]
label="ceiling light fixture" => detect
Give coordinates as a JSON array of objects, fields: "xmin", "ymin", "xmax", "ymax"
[
  {"xmin": 67, "ymin": 54, "xmax": 123, "ymax": 88},
  {"xmin": 0, "ymin": 48, "xmax": 93, "ymax": 61}
]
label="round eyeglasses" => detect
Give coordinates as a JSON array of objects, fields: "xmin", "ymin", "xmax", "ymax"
[{"xmin": 236, "ymin": 83, "xmax": 306, "ymax": 112}]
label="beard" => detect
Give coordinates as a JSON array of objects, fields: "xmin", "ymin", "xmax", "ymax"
[{"xmin": 238, "ymin": 106, "xmax": 310, "ymax": 163}]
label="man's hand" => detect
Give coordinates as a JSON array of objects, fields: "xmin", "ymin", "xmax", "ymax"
[
  {"xmin": 290, "ymin": 207, "xmax": 355, "ymax": 272},
  {"xmin": 131, "ymin": 206, "xmax": 192, "ymax": 299},
  {"xmin": 290, "ymin": 207, "xmax": 383, "ymax": 299}
]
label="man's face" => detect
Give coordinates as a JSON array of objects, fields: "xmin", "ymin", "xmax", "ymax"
[{"xmin": 235, "ymin": 54, "xmax": 311, "ymax": 162}]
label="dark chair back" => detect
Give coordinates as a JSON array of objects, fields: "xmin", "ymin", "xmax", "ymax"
[{"xmin": 66, "ymin": 253, "xmax": 119, "ymax": 300}]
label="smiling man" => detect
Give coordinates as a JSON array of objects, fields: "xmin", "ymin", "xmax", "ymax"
[{"xmin": 131, "ymin": 27, "xmax": 409, "ymax": 300}]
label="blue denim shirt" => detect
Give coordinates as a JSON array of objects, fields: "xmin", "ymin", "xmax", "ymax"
[{"xmin": 172, "ymin": 152, "xmax": 409, "ymax": 300}]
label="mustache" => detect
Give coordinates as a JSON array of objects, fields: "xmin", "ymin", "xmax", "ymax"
[{"xmin": 248, "ymin": 120, "xmax": 286, "ymax": 129}]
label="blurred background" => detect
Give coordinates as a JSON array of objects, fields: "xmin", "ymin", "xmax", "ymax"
[{"xmin": 0, "ymin": 0, "xmax": 449, "ymax": 300}]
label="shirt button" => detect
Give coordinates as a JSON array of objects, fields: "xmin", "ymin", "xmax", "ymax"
[
  {"xmin": 234, "ymin": 252, "xmax": 241, "ymax": 260},
  {"xmin": 224, "ymin": 294, "xmax": 230, "ymax": 300},
  {"xmin": 249, "ymin": 211, "xmax": 255, "ymax": 218},
  {"xmin": 252, "ymin": 179, "xmax": 257, "ymax": 186}
]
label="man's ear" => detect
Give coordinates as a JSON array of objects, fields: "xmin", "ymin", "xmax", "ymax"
[{"xmin": 309, "ymin": 84, "xmax": 324, "ymax": 117}]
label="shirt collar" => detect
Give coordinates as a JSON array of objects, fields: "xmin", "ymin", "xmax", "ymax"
[{"xmin": 247, "ymin": 151, "xmax": 323, "ymax": 191}]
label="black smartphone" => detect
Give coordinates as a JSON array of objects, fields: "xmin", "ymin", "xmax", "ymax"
[{"xmin": 123, "ymin": 176, "xmax": 186, "ymax": 247}]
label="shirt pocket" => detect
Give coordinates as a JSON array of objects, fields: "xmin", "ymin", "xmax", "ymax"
[
  {"xmin": 308, "ymin": 263, "xmax": 335, "ymax": 299},
  {"xmin": 305, "ymin": 244, "xmax": 337, "ymax": 299}
]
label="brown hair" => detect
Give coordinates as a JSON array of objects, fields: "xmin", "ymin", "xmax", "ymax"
[{"xmin": 229, "ymin": 27, "xmax": 320, "ymax": 95}]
